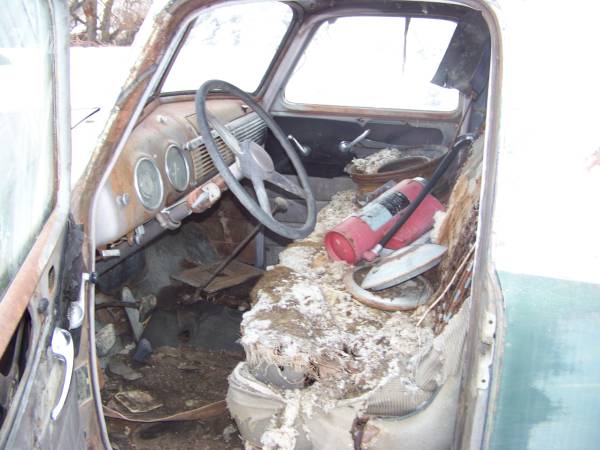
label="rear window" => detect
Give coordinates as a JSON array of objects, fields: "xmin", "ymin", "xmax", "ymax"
[
  {"xmin": 162, "ymin": 1, "xmax": 293, "ymax": 93},
  {"xmin": 285, "ymin": 16, "xmax": 458, "ymax": 111}
]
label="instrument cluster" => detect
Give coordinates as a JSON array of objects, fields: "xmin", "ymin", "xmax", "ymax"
[{"xmin": 95, "ymin": 100, "xmax": 266, "ymax": 248}]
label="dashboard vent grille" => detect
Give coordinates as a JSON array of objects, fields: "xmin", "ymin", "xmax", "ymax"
[{"xmin": 189, "ymin": 113, "xmax": 266, "ymax": 183}]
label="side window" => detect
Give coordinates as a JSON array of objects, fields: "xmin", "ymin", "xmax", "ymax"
[
  {"xmin": 285, "ymin": 16, "xmax": 458, "ymax": 111},
  {"xmin": 0, "ymin": 1, "xmax": 55, "ymax": 298},
  {"xmin": 162, "ymin": 1, "xmax": 293, "ymax": 93}
]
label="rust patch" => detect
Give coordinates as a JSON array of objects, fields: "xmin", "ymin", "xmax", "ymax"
[
  {"xmin": 189, "ymin": 193, "xmax": 256, "ymax": 264},
  {"xmin": 426, "ymin": 138, "xmax": 483, "ymax": 333},
  {"xmin": 185, "ymin": 174, "xmax": 227, "ymax": 212},
  {"xmin": 0, "ymin": 212, "xmax": 66, "ymax": 357}
]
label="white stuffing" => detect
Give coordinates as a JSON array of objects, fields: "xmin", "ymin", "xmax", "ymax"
[
  {"xmin": 260, "ymin": 392, "xmax": 301, "ymax": 450},
  {"xmin": 345, "ymin": 148, "xmax": 402, "ymax": 175},
  {"xmin": 431, "ymin": 210, "xmax": 448, "ymax": 244},
  {"xmin": 278, "ymin": 245, "xmax": 318, "ymax": 274},
  {"xmin": 305, "ymin": 190, "xmax": 357, "ymax": 242},
  {"xmin": 241, "ymin": 319, "xmax": 272, "ymax": 345}
]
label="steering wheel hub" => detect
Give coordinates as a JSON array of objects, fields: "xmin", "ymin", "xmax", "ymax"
[{"xmin": 244, "ymin": 140, "xmax": 276, "ymax": 174}]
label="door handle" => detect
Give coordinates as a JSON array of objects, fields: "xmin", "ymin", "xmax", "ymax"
[
  {"xmin": 338, "ymin": 129, "xmax": 371, "ymax": 153},
  {"xmin": 287, "ymin": 134, "xmax": 312, "ymax": 156},
  {"xmin": 50, "ymin": 328, "xmax": 74, "ymax": 420}
]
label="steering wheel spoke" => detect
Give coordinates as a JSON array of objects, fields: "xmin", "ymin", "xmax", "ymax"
[
  {"xmin": 250, "ymin": 174, "xmax": 272, "ymax": 217},
  {"xmin": 264, "ymin": 171, "xmax": 306, "ymax": 199}
]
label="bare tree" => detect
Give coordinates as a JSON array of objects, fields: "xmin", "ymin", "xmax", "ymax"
[
  {"xmin": 99, "ymin": 0, "xmax": 114, "ymax": 42},
  {"xmin": 82, "ymin": 0, "xmax": 97, "ymax": 42},
  {"xmin": 69, "ymin": 0, "xmax": 151, "ymax": 46}
]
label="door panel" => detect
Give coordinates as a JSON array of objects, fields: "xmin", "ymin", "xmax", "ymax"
[
  {"xmin": 267, "ymin": 114, "xmax": 451, "ymax": 178},
  {"xmin": 0, "ymin": 0, "xmax": 83, "ymax": 448},
  {"xmin": 0, "ymin": 231, "xmax": 88, "ymax": 449}
]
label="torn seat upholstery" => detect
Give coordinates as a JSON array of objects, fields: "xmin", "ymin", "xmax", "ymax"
[{"xmin": 227, "ymin": 139, "xmax": 483, "ymax": 449}]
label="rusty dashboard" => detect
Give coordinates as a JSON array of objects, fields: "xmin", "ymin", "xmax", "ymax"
[{"xmin": 94, "ymin": 99, "xmax": 266, "ymax": 247}]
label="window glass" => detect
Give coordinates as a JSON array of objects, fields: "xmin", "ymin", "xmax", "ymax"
[
  {"xmin": 285, "ymin": 16, "xmax": 458, "ymax": 111},
  {"xmin": 0, "ymin": 1, "xmax": 55, "ymax": 298},
  {"xmin": 162, "ymin": 1, "xmax": 293, "ymax": 93}
]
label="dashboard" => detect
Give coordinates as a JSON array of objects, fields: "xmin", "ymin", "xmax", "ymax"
[{"xmin": 94, "ymin": 99, "xmax": 266, "ymax": 247}]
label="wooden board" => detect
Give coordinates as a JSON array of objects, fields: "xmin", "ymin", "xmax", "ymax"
[{"xmin": 171, "ymin": 260, "xmax": 264, "ymax": 293}]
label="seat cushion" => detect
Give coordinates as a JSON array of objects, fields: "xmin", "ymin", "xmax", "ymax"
[{"xmin": 241, "ymin": 191, "xmax": 441, "ymax": 401}]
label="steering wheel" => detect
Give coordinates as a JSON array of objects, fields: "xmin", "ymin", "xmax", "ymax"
[{"xmin": 195, "ymin": 80, "xmax": 317, "ymax": 240}]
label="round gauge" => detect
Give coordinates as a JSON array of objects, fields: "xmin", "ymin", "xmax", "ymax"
[
  {"xmin": 134, "ymin": 157, "xmax": 164, "ymax": 210},
  {"xmin": 165, "ymin": 144, "xmax": 190, "ymax": 192}
]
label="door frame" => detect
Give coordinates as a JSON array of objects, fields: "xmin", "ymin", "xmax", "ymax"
[{"xmin": 0, "ymin": 0, "xmax": 77, "ymax": 447}]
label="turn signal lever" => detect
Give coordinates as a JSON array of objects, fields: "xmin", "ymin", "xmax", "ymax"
[{"xmin": 339, "ymin": 129, "xmax": 370, "ymax": 153}]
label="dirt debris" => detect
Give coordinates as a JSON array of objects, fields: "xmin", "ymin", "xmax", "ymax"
[
  {"xmin": 103, "ymin": 345, "xmax": 244, "ymax": 449},
  {"xmin": 107, "ymin": 412, "xmax": 242, "ymax": 450},
  {"xmin": 108, "ymin": 359, "xmax": 143, "ymax": 381}
]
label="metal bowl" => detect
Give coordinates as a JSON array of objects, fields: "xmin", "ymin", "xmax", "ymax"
[{"xmin": 348, "ymin": 145, "xmax": 448, "ymax": 194}]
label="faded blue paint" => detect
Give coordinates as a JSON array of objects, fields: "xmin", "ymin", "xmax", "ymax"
[{"xmin": 488, "ymin": 271, "xmax": 600, "ymax": 450}]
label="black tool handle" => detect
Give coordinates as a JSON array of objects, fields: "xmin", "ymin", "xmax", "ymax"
[{"xmin": 377, "ymin": 134, "xmax": 475, "ymax": 250}]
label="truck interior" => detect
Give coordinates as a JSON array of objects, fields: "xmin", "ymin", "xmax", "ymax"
[{"xmin": 91, "ymin": 1, "xmax": 493, "ymax": 448}]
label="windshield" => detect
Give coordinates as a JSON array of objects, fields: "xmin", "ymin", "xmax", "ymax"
[{"xmin": 162, "ymin": 1, "xmax": 293, "ymax": 93}]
